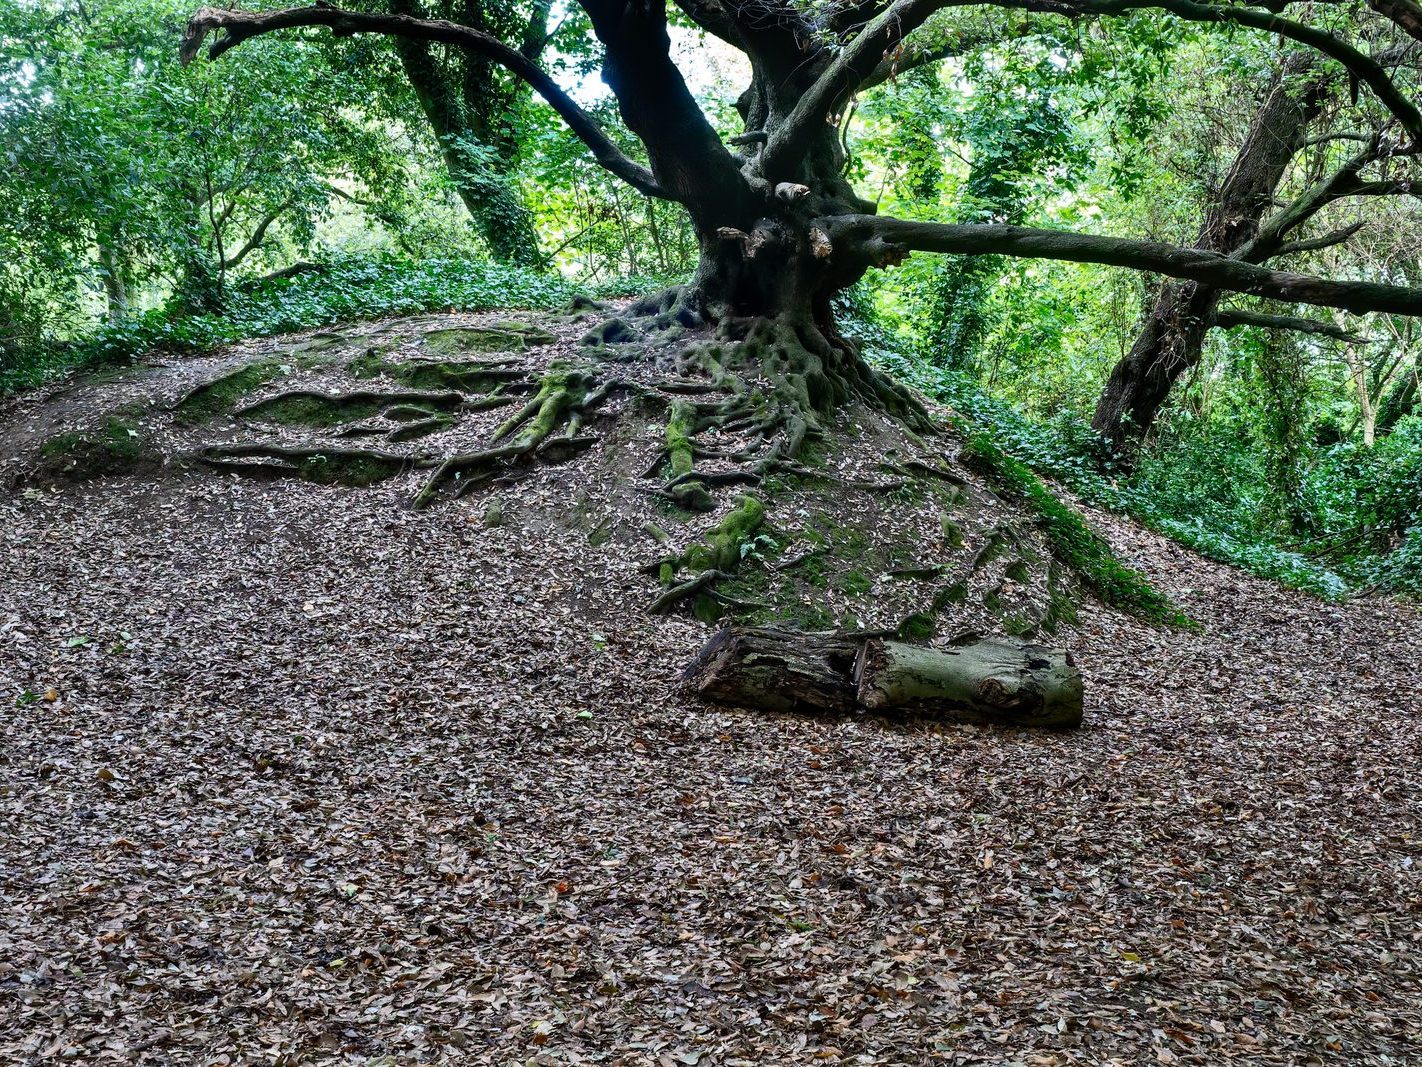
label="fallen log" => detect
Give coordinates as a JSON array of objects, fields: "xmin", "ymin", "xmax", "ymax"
[
  {"xmin": 856, "ymin": 637, "xmax": 1082, "ymax": 728},
  {"xmin": 683, "ymin": 626, "xmax": 1083, "ymax": 728}
]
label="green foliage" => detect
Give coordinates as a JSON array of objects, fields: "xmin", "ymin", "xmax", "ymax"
[{"xmin": 1, "ymin": 257, "xmax": 575, "ymax": 395}]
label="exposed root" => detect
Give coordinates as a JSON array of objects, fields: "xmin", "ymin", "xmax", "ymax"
[
  {"xmin": 349, "ymin": 349, "xmax": 528, "ymax": 393},
  {"xmin": 411, "ymin": 362, "xmax": 620, "ymax": 509},
  {"xmin": 579, "ymin": 298, "xmax": 933, "ymax": 515},
  {"xmin": 650, "ymin": 494, "xmax": 765, "ymax": 617},
  {"xmin": 388, "ymin": 415, "xmax": 456, "ymax": 442},
  {"xmin": 422, "ymin": 323, "xmax": 555, "ymax": 355},
  {"xmin": 648, "ymin": 569, "xmax": 731, "ymax": 615},
  {"xmin": 236, "ymin": 388, "xmax": 464, "ymax": 426},
  {"xmin": 198, "ymin": 443, "xmax": 435, "ymax": 487},
  {"xmin": 773, "ymin": 463, "xmax": 906, "ymax": 492}
]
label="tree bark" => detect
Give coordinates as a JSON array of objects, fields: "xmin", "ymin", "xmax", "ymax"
[
  {"xmin": 97, "ymin": 240, "xmax": 129, "ymax": 325},
  {"xmin": 1092, "ymin": 53, "xmax": 1327, "ymax": 453},
  {"xmin": 856, "ymin": 637, "xmax": 1083, "ymax": 728},
  {"xmin": 683, "ymin": 627, "xmax": 1084, "ymax": 728},
  {"xmin": 388, "ymin": 0, "xmax": 544, "ymax": 268}
]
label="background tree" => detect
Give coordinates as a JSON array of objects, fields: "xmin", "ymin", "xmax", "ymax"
[{"xmin": 349, "ymin": 0, "xmax": 553, "ymax": 267}]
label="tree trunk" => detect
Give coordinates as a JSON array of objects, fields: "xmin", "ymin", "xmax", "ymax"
[
  {"xmin": 388, "ymin": 0, "xmax": 544, "ymax": 269},
  {"xmin": 1344, "ymin": 341, "xmax": 1378, "ymax": 446},
  {"xmin": 97, "ymin": 241, "xmax": 129, "ymax": 325},
  {"xmin": 684, "ymin": 627, "xmax": 1084, "ymax": 728},
  {"xmin": 683, "ymin": 627, "xmax": 862, "ymax": 715},
  {"xmin": 1092, "ymin": 54, "xmax": 1328, "ymax": 454}
]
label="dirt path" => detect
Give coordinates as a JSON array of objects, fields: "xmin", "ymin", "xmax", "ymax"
[{"xmin": 2, "ymin": 318, "xmax": 1419, "ymax": 1064}]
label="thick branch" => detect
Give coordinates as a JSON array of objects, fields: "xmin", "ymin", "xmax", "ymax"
[
  {"xmin": 830, "ymin": 215, "xmax": 1422, "ymax": 315},
  {"xmin": 180, "ymin": 5, "xmax": 666, "ymax": 199},
  {"xmin": 579, "ymin": 0, "xmax": 749, "ymax": 223},
  {"xmin": 760, "ymin": 0, "xmax": 953, "ymax": 179},
  {"xmin": 1212, "ymin": 308, "xmax": 1373, "ymax": 343}
]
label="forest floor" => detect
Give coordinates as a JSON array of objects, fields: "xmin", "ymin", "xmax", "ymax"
[{"xmin": 1, "ymin": 311, "xmax": 1420, "ymax": 1065}]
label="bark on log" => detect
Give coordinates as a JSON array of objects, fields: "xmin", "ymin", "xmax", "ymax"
[
  {"xmin": 683, "ymin": 627, "xmax": 861, "ymax": 715},
  {"xmin": 855, "ymin": 638, "xmax": 1083, "ymax": 728},
  {"xmin": 683, "ymin": 627, "xmax": 1084, "ymax": 728}
]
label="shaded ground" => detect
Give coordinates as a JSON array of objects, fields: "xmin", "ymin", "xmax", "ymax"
[{"xmin": 1, "ymin": 314, "xmax": 1420, "ymax": 1065}]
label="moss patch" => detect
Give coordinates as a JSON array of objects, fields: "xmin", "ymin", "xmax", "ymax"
[
  {"xmin": 422, "ymin": 327, "xmax": 527, "ymax": 356},
  {"xmin": 37, "ymin": 418, "xmax": 156, "ymax": 482},
  {"xmin": 296, "ymin": 452, "xmax": 406, "ymax": 487},
  {"xmin": 960, "ymin": 434, "xmax": 1189, "ymax": 626},
  {"xmin": 174, "ymin": 360, "xmax": 283, "ymax": 424}
]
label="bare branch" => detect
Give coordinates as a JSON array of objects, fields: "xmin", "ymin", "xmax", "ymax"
[
  {"xmin": 180, "ymin": 4, "xmax": 667, "ymax": 200},
  {"xmin": 859, "ymin": 17, "xmax": 1043, "ymax": 90},
  {"xmin": 827, "ymin": 215, "xmax": 1422, "ymax": 316},
  {"xmin": 1212, "ymin": 308, "xmax": 1374, "ymax": 343},
  {"xmin": 1271, "ymin": 221, "xmax": 1368, "ymax": 258}
]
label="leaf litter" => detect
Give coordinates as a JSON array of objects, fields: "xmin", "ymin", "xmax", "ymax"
[{"xmin": 0, "ymin": 312, "xmax": 1419, "ymax": 1064}]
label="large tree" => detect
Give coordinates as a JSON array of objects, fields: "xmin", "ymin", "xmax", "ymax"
[
  {"xmin": 1093, "ymin": 37, "xmax": 1422, "ymax": 453},
  {"xmin": 180, "ymin": 0, "xmax": 1422, "ymax": 512}
]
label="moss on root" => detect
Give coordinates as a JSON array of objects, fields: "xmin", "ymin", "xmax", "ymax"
[
  {"xmin": 173, "ymin": 360, "xmax": 283, "ymax": 423},
  {"xmin": 238, "ymin": 389, "xmax": 465, "ymax": 429},
  {"xmin": 651, "ymin": 494, "xmax": 766, "ymax": 616},
  {"xmin": 418, "ymin": 322, "xmax": 556, "ymax": 357},
  {"xmin": 685, "ymin": 495, "xmax": 766, "ymax": 573},
  {"xmin": 348, "ymin": 347, "xmax": 525, "ymax": 393},
  {"xmin": 411, "ymin": 362, "xmax": 612, "ymax": 509},
  {"xmin": 387, "ymin": 414, "xmax": 455, "ymax": 442},
  {"xmin": 959, "ymin": 434, "xmax": 1189, "ymax": 626},
  {"xmin": 200, "ymin": 444, "xmax": 419, "ymax": 488},
  {"xmin": 663, "ymin": 400, "xmax": 714, "ymax": 511}
]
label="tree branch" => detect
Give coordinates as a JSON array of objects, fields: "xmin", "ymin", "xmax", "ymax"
[
  {"xmin": 859, "ymin": 17, "xmax": 1041, "ymax": 90},
  {"xmin": 760, "ymin": 0, "xmax": 955, "ymax": 180},
  {"xmin": 222, "ymin": 204, "xmax": 288, "ymax": 268},
  {"xmin": 1270, "ymin": 221, "xmax": 1368, "ymax": 258},
  {"xmin": 827, "ymin": 215, "xmax": 1422, "ymax": 316},
  {"xmin": 1212, "ymin": 307, "xmax": 1374, "ymax": 343},
  {"xmin": 1243, "ymin": 140, "xmax": 1380, "ymax": 260},
  {"xmin": 180, "ymin": 4, "xmax": 667, "ymax": 200}
]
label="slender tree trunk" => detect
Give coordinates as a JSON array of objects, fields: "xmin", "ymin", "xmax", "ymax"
[
  {"xmin": 1093, "ymin": 54, "xmax": 1328, "ymax": 453},
  {"xmin": 97, "ymin": 241, "xmax": 129, "ymax": 325},
  {"xmin": 1340, "ymin": 318, "xmax": 1379, "ymax": 446}
]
